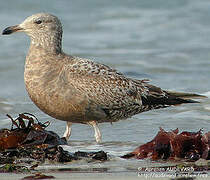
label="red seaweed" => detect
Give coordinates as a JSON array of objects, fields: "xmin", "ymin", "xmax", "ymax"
[
  {"xmin": 0, "ymin": 113, "xmax": 108, "ymax": 165},
  {"xmin": 0, "ymin": 113, "xmax": 67, "ymax": 151},
  {"xmin": 122, "ymin": 128, "xmax": 210, "ymax": 161}
]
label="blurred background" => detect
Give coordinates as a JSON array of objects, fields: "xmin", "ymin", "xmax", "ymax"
[{"xmin": 0, "ymin": 0, "xmax": 209, "ymax": 168}]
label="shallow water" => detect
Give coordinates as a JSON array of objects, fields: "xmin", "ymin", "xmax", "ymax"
[{"xmin": 0, "ymin": 0, "xmax": 210, "ymax": 176}]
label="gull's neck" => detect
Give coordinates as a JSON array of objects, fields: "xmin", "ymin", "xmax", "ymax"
[{"xmin": 30, "ymin": 31, "xmax": 62, "ymax": 54}]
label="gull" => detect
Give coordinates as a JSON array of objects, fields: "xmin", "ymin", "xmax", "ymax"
[{"xmin": 2, "ymin": 13, "xmax": 205, "ymax": 143}]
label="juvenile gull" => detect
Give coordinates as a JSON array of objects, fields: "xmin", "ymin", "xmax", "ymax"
[{"xmin": 2, "ymin": 13, "xmax": 205, "ymax": 143}]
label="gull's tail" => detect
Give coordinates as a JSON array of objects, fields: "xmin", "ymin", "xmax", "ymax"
[
  {"xmin": 164, "ymin": 90, "xmax": 207, "ymax": 100},
  {"xmin": 141, "ymin": 83, "xmax": 207, "ymax": 111}
]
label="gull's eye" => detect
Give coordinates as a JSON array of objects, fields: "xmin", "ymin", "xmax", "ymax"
[{"xmin": 34, "ymin": 20, "xmax": 42, "ymax": 24}]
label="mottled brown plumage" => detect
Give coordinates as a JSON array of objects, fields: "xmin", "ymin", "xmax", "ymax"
[{"xmin": 2, "ymin": 13, "xmax": 205, "ymax": 142}]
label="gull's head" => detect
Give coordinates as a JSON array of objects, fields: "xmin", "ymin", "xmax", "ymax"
[
  {"xmin": 2, "ymin": 13, "xmax": 62, "ymax": 37},
  {"xmin": 2, "ymin": 13, "xmax": 63, "ymax": 52}
]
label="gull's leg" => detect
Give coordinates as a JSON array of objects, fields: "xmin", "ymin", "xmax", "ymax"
[
  {"xmin": 88, "ymin": 121, "xmax": 102, "ymax": 143},
  {"xmin": 63, "ymin": 122, "xmax": 72, "ymax": 140}
]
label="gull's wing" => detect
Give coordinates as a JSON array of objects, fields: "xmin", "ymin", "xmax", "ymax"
[{"xmin": 62, "ymin": 57, "xmax": 147, "ymax": 121}]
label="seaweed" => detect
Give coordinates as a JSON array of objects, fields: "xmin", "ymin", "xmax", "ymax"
[
  {"xmin": 0, "ymin": 113, "xmax": 108, "ymax": 166},
  {"xmin": 122, "ymin": 128, "xmax": 210, "ymax": 161}
]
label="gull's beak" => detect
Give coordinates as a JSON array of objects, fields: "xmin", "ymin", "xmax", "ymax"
[{"xmin": 2, "ymin": 25, "xmax": 23, "ymax": 35}]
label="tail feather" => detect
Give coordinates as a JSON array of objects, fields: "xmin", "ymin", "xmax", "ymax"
[
  {"xmin": 141, "ymin": 84, "xmax": 207, "ymax": 111},
  {"xmin": 141, "ymin": 94, "xmax": 197, "ymax": 111},
  {"xmin": 165, "ymin": 90, "xmax": 207, "ymax": 100}
]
